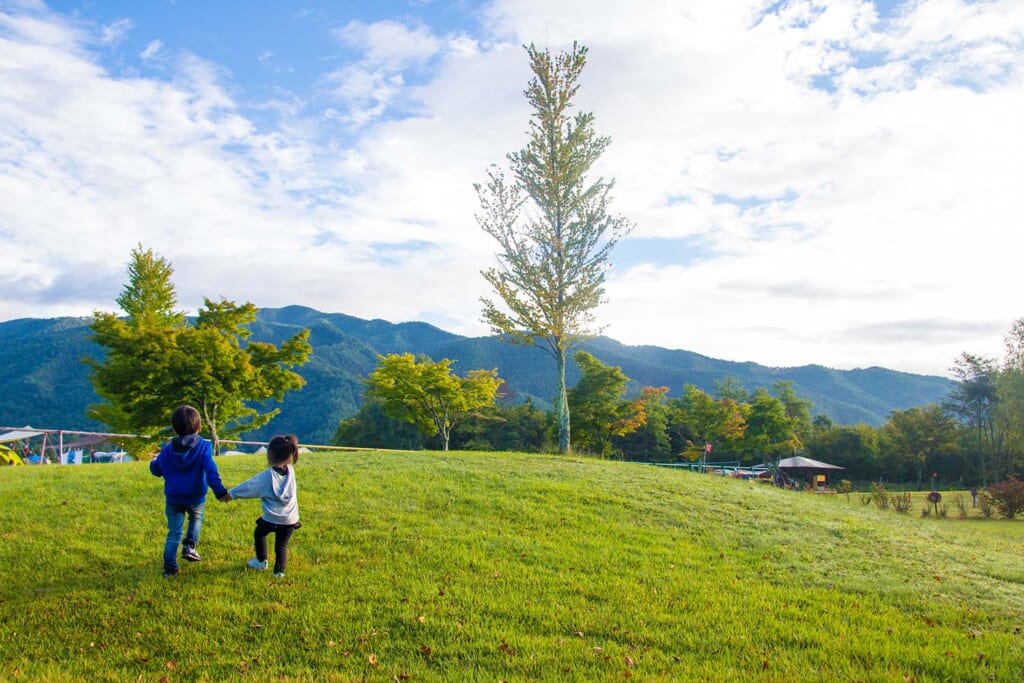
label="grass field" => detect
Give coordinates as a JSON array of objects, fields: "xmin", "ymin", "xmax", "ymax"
[{"xmin": 1, "ymin": 451, "xmax": 1022, "ymax": 682}]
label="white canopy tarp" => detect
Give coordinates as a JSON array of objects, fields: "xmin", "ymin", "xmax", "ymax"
[{"xmin": 0, "ymin": 428, "xmax": 45, "ymax": 443}]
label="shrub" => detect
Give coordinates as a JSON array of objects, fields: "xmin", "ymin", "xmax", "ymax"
[
  {"xmin": 871, "ymin": 483, "xmax": 890, "ymax": 511},
  {"xmin": 891, "ymin": 491, "xmax": 912, "ymax": 514},
  {"xmin": 836, "ymin": 480, "xmax": 852, "ymax": 502},
  {"xmin": 984, "ymin": 478, "xmax": 1024, "ymax": 519},
  {"xmin": 953, "ymin": 492, "xmax": 968, "ymax": 519},
  {"xmin": 978, "ymin": 491, "xmax": 995, "ymax": 518}
]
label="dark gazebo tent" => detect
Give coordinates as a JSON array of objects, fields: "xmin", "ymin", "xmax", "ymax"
[{"xmin": 776, "ymin": 456, "xmax": 845, "ymax": 491}]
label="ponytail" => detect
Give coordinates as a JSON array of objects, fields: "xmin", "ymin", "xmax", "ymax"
[{"xmin": 267, "ymin": 434, "xmax": 299, "ymax": 465}]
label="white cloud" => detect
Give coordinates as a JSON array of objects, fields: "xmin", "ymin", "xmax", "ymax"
[
  {"xmin": 140, "ymin": 39, "xmax": 161, "ymax": 60},
  {"xmin": 335, "ymin": 19, "xmax": 441, "ymax": 70},
  {"xmin": 2, "ymin": 1, "xmax": 1023, "ymax": 377},
  {"xmin": 99, "ymin": 17, "xmax": 131, "ymax": 45}
]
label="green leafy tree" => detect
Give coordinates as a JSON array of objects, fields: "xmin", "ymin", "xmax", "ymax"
[
  {"xmin": 808, "ymin": 423, "xmax": 881, "ymax": 481},
  {"xmin": 364, "ymin": 354, "xmax": 502, "ymax": 451},
  {"xmin": 87, "ymin": 246, "xmax": 188, "ymax": 447},
  {"xmin": 163, "ymin": 298, "xmax": 311, "ymax": 452},
  {"xmin": 772, "ymin": 380, "xmax": 814, "ymax": 444},
  {"xmin": 945, "ymin": 352, "xmax": 998, "ymax": 484},
  {"xmin": 995, "ymin": 320, "xmax": 1024, "ymax": 479},
  {"xmin": 742, "ymin": 389, "xmax": 802, "ymax": 463},
  {"xmin": 884, "ymin": 404, "xmax": 959, "ymax": 490},
  {"xmin": 619, "ymin": 386, "xmax": 672, "ymax": 461},
  {"xmin": 713, "ymin": 376, "xmax": 750, "ymax": 404},
  {"xmin": 87, "ymin": 246, "xmax": 311, "ymax": 454},
  {"xmin": 671, "ymin": 385, "xmax": 747, "ymax": 461},
  {"xmin": 476, "ymin": 42, "xmax": 633, "ymax": 454},
  {"xmin": 333, "ymin": 398, "xmax": 424, "ymax": 450},
  {"xmin": 567, "ymin": 351, "xmax": 644, "ymax": 456},
  {"xmin": 452, "ymin": 400, "xmax": 553, "ymax": 453}
]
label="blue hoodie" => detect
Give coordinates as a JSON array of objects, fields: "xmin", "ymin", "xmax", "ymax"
[{"xmin": 150, "ymin": 433, "xmax": 228, "ymax": 505}]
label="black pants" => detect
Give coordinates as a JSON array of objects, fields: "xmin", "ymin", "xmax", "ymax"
[{"xmin": 254, "ymin": 517, "xmax": 300, "ymax": 573}]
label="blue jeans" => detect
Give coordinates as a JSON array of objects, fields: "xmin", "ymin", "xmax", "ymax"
[{"xmin": 164, "ymin": 502, "xmax": 204, "ymax": 572}]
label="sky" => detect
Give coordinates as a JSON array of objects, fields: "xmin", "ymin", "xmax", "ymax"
[{"xmin": 1, "ymin": 0, "xmax": 1022, "ymax": 378}]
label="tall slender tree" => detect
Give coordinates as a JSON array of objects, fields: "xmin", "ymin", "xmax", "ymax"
[
  {"xmin": 476, "ymin": 42, "xmax": 633, "ymax": 454},
  {"xmin": 945, "ymin": 352, "xmax": 998, "ymax": 484}
]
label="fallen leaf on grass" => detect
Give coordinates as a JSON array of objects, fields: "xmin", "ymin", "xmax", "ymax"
[
  {"xmin": 625, "ymin": 656, "xmax": 635, "ymax": 668},
  {"xmin": 419, "ymin": 645, "xmax": 432, "ymax": 656},
  {"xmin": 417, "ymin": 615, "xmax": 426, "ymax": 623},
  {"xmin": 368, "ymin": 653, "xmax": 379, "ymax": 666},
  {"xmin": 165, "ymin": 661, "xmax": 176, "ymax": 670}
]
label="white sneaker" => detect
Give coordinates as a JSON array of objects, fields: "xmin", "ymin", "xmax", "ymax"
[
  {"xmin": 273, "ymin": 571, "xmax": 285, "ymax": 578},
  {"xmin": 246, "ymin": 558, "xmax": 268, "ymax": 571}
]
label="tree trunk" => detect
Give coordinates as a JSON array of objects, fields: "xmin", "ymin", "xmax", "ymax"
[
  {"xmin": 557, "ymin": 348, "xmax": 571, "ymax": 454},
  {"xmin": 202, "ymin": 400, "xmax": 220, "ymax": 456}
]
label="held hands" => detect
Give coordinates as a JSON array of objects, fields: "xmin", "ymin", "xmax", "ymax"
[{"xmin": 217, "ymin": 493, "xmax": 232, "ymax": 503}]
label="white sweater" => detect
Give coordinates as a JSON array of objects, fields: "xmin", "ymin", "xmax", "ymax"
[{"xmin": 229, "ymin": 465, "xmax": 299, "ymax": 525}]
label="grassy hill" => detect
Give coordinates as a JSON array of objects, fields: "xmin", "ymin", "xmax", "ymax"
[
  {"xmin": 0, "ymin": 307, "xmax": 952, "ymax": 444},
  {"xmin": 2, "ymin": 452, "xmax": 1022, "ymax": 681}
]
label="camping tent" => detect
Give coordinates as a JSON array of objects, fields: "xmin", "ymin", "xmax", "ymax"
[{"xmin": 776, "ymin": 456, "xmax": 845, "ymax": 490}]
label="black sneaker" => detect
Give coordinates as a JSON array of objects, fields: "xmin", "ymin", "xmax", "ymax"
[
  {"xmin": 163, "ymin": 568, "xmax": 179, "ymax": 577},
  {"xmin": 182, "ymin": 545, "xmax": 201, "ymax": 562}
]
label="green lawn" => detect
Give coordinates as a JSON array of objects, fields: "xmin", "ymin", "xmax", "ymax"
[{"xmin": 1, "ymin": 452, "xmax": 1022, "ymax": 682}]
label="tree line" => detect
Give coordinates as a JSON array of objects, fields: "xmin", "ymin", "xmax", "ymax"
[{"xmin": 336, "ymin": 331, "xmax": 1024, "ymax": 488}]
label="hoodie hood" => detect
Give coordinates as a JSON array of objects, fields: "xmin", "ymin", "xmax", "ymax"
[
  {"xmin": 150, "ymin": 433, "xmax": 225, "ymax": 505},
  {"xmin": 171, "ymin": 433, "xmax": 203, "ymax": 454}
]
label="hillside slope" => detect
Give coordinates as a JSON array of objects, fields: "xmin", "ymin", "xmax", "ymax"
[
  {"xmin": 0, "ymin": 307, "xmax": 953, "ymax": 443},
  {"xmin": 1, "ymin": 452, "xmax": 1021, "ymax": 681}
]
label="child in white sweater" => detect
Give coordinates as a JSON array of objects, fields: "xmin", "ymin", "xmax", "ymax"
[{"xmin": 226, "ymin": 434, "xmax": 301, "ymax": 577}]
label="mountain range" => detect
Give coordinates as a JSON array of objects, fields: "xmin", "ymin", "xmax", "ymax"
[{"xmin": 0, "ymin": 305, "xmax": 954, "ymax": 445}]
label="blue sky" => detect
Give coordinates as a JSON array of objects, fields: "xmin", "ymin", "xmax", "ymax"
[{"xmin": 2, "ymin": 0, "xmax": 1023, "ymax": 376}]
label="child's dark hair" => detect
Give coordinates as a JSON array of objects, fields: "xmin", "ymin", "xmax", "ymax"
[
  {"xmin": 267, "ymin": 434, "xmax": 299, "ymax": 465},
  {"xmin": 171, "ymin": 405, "xmax": 201, "ymax": 436}
]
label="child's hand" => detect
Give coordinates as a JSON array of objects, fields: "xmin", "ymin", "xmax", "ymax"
[{"xmin": 217, "ymin": 493, "xmax": 232, "ymax": 502}]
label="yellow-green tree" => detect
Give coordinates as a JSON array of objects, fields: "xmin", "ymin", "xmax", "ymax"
[
  {"xmin": 364, "ymin": 354, "xmax": 502, "ymax": 452},
  {"xmin": 476, "ymin": 43, "xmax": 633, "ymax": 454},
  {"xmin": 87, "ymin": 246, "xmax": 311, "ymax": 453}
]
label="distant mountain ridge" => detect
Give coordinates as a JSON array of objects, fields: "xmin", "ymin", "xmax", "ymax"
[{"xmin": 0, "ymin": 305, "xmax": 954, "ymax": 444}]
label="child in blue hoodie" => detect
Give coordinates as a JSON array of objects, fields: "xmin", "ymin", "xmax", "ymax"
[{"xmin": 150, "ymin": 405, "xmax": 229, "ymax": 576}]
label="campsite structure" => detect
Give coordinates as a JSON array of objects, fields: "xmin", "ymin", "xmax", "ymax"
[
  {"xmin": 776, "ymin": 455, "xmax": 845, "ymax": 491},
  {"xmin": 0, "ymin": 427, "xmax": 134, "ymax": 464}
]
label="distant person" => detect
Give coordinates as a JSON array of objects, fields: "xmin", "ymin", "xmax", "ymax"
[
  {"xmin": 149, "ymin": 405, "xmax": 229, "ymax": 577},
  {"xmin": 970, "ymin": 488, "xmax": 979, "ymax": 508},
  {"xmin": 223, "ymin": 435, "xmax": 302, "ymax": 578}
]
